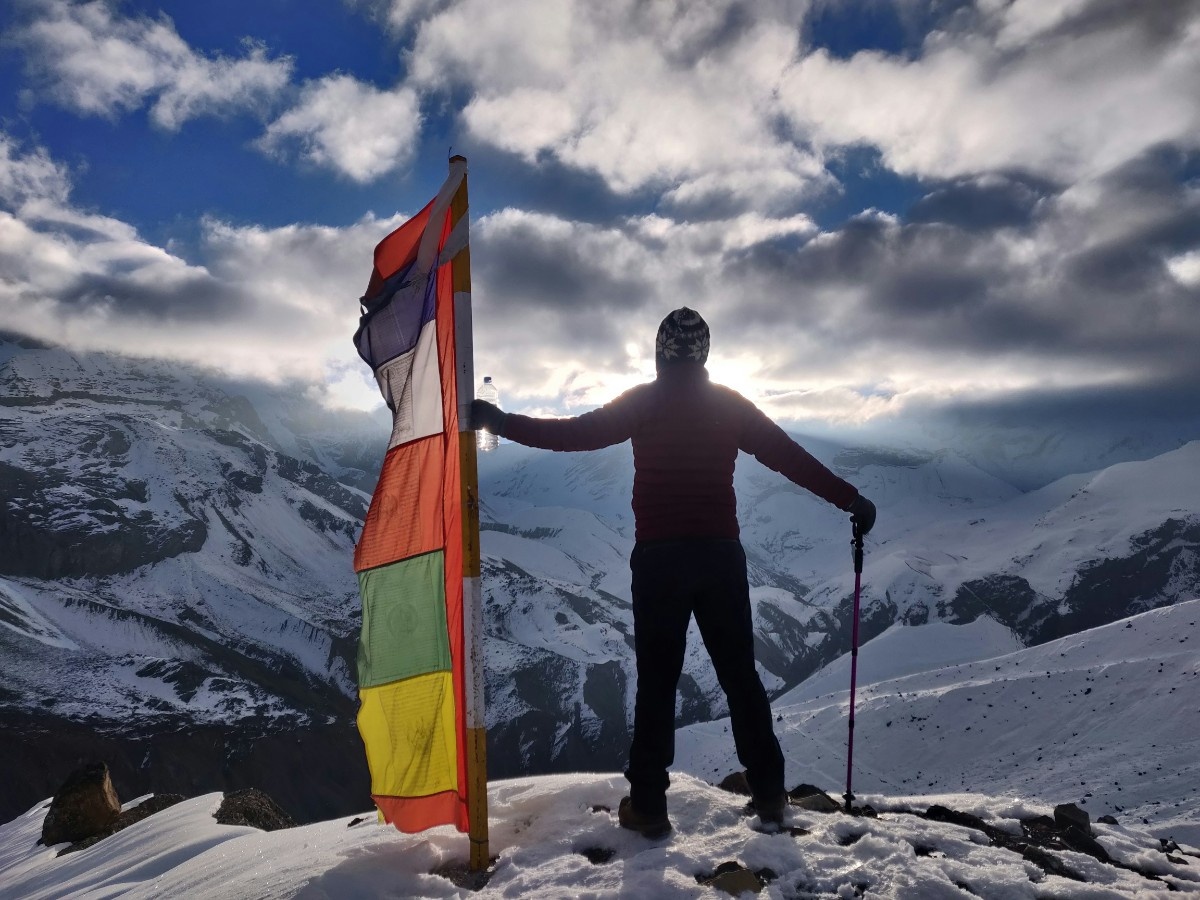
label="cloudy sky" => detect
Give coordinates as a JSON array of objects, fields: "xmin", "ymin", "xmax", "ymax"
[{"xmin": 1, "ymin": 0, "xmax": 1198, "ymax": 450}]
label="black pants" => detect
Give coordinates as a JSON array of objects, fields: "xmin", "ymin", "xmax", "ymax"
[{"xmin": 625, "ymin": 539, "xmax": 785, "ymax": 814}]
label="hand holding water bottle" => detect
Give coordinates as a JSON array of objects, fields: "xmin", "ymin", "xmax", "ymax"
[{"xmin": 474, "ymin": 377, "xmax": 502, "ymax": 451}]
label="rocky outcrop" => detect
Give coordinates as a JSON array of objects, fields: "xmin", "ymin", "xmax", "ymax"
[
  {"xmin": 0, "ymin": 461, "xmax": 206, "ymax": 579},
  {"xmin": 948, "ymin": 516, "xmax": 1200, "ymax": 645},
  {"xmin": 707, "ymin": 775, "xmax": 1191, "ymax": 891},
  {"xmin": 0, "ymin": 712, "xmax": 367, "ymax": 828},
  {"xmin": 36, "ymin": 756, "xmax": 294, "ymax": 857},
  {"xmin": 59, "ymin": 794, "xmax": 186, "ymax": 857},
  {"xmin": 215, "ymin": 789, "xmax": 295, "ymax": 831},
  {"xmin": 41, "ymin": 762, "xmax": 121, "ymax": 846}
]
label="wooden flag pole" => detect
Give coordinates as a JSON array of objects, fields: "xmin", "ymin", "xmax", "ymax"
[{"xmin": 449, "ymin": 154, "xmax": 490, "ymax": 872}]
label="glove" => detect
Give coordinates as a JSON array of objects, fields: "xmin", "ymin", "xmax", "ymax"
[
  {"xmin": 848, "ymin": 494, "xmax": 876, "ymax": 536},
  {"xmin": 470, "ymin": 399, "xmax": 507, "ymax": 437}
]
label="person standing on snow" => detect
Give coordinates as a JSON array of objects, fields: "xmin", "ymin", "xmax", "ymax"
[{"xmin": 471, "ymin": 307, "xmax": 876, "ymax": 837}]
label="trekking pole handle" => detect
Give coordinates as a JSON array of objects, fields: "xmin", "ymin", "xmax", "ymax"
[{"xmin": 850, "ymin": 520, "xmax": 864, "ymax": 574}]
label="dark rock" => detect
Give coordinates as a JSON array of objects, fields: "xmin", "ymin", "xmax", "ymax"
[
  {"xmin": 718, "ymin": 771, "xmax": 751, "ymax": 796},
  {"xmin": 579, "ymin": 846, "xmax": 615, "ymax": 865},
  {"xmin": 1061, "ymin": 825, "xmax": 1111, "ymax": 862},
  {"xmin": 1022, "ymin": 845, "xmax": 1086, "ymax": 881},
  {"xmin": 698, "ymin": 861, "xmax": 765, "ymax": 895},
  {"xmin": 788, "ymin": 784, "xmax": 840, "ymax": 813},
  {"xmin": 926, "ymin": 805, "xmax": 990, "ymax": 834},
  {"xmin": 1021, "ymin": 814, "xmax": 1057, "ymax": 835},
  {"xmin": 432, "ymin": 859, "xmax": 495, "ymax": 891},
  {"xmin": 41, "ymin": 763, "xmax": 121, "ymax": 845},
  {"xmin": 214, "ymin": 789, "xmax": 295, "ymax": 831},
  {"xmin": 1054, "ymin": 802, "xmax": 1091, "ymax": 834},
  {"xmin": 1097, "ymin": 815, "xmax": 1119, "ymax": 825},
  {"xmin": 59, "ymin": 794, "xmax": 185, "ymax": 857}
]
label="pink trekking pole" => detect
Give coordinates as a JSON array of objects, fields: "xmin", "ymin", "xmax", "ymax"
[{"xmin": 843, "ymin": 519, "xmax": 865, "ymax": 813}]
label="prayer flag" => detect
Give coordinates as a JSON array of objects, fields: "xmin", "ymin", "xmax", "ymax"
[{"xmin": 352, "ymin": 158, "xmax": 483, "ymax": 840}]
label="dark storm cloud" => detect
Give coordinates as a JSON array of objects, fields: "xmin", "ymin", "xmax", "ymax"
[
  {"xmin": 906, "ymin": 174, "xmax": 1058, "ymax": 232},
  {"xmin": 874, "ymin": 268, "xmax": 989, "ymax": 317},
  {"xmin": 714, "ymin": 139, "xmax": 1200, "ymax": 383},
  {"xmin": 938, "ymin": 378, "xmax": 1200, "ymax": 432},
  {"xmin": 1099, "ymin": 144, "xmax": 1200, "ymax": 208},
  {"xmin": 1067, "ymin": 240, "xmax": 1173, "ymax": 298},
  {"xmin": 875, "ymin": 375, "xmax": 1200, "ymax": 489},
  {"xmin": 732, "ymin": 213, "xmax": 891, "ymax": 293},
  {"xmin": 1064, "ymin": 148, "xmax": 1200, "ymax": 299},
  {"xmin": 1027, "ymin": 0, "xmax": 1198, "ymax": 51},
  {"xmin": 473, "ymin": 147, "xmax": 653, "ymax": 227},
  {"xmin": 474, "ymin": 218, "xmax": 648, "ymax": 316},
  {"xmin": 56, "ymin": 270, "xmax": 239, "ymax": 320}
]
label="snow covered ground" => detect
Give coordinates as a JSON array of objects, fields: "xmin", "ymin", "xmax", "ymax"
[
  {"xmin": 3, "ymin": 602, "xmax": 1198, "ymax": 898},
  {"xmin": 677, "ymin": 600, "xmax": 1200, "ymax": 844},
  {"xmin": 3, "ymin": 777, "xmax": 1197, "ymax": 899}
]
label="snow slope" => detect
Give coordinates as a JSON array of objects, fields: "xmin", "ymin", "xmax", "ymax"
[{"xmin": 676, "ymin": 600, "xmax": 1200, "ymax": 844}]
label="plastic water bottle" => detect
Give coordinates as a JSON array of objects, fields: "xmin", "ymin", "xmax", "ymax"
[{"xmin": 476, "ymin": 376, "xmax": 499, "ymax": 452}]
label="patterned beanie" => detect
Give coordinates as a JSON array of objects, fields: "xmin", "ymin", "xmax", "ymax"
[{"xmin": 655, "ymin": 307, "xmax": 710, "ymax": 369}]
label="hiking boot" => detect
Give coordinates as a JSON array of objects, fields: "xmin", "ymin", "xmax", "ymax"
[
  {"xmin": 754, "ymin": 793, "xmax": 787, "ymax": 826},
  {"xmin": 618, "ymin": 796, "xmax": 671, "ymax": 838}
]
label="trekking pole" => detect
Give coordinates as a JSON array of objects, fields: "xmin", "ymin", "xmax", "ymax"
[{"xmin": 843, "ymin": 519, "xmax": 865, "ymax": 813}]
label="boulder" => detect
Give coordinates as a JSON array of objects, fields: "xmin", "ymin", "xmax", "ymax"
[
  {"xmin": 41, "ymin": 762, "xmax": 121, "ymax": 846},
  {"xmin": 1053, "ymin": 802, "xmax": 1091, "ymax": 834},
  {"xmin": 717, "ymin": 771, "xmax": 752, "ymax": 796},
  {"xmin": 698, "ymin": 861, "xmax": 767, "ymax": 895},
  {"xmin": 1061, "ymin": 825, "xmax": 1111, "ymax": 863},
  {"xmin": 214, "ymin": 788, "xmax": 294, "ymax": 831},
  {"xmin": 927, "ymin": 805, "xmax": 991, "ymax": 834},
  {"xmin": 788, "ymin": 785, "xmax": 841, "ymax": 813}
]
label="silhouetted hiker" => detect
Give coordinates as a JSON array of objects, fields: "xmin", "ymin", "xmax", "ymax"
[{"xmin": 471, "ymin": 307, "xmax": 876, "ymax": 837}]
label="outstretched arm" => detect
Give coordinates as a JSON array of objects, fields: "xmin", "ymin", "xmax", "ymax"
[
  {"xmin": 471, "ymin": 389, "xmax": 643, "ymax": 452},
  {"xmin": 739, "ymin": 404, "xmax": 876, "ymax": 533}
]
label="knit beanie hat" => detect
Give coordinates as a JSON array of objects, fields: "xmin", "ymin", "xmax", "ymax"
[{"xmin": 655, "ymin": 307, "xmax": 710, "ymax": 369}]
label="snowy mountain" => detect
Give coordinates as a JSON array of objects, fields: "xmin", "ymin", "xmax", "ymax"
[
  {"xmin": 0, "ymin": 332, "xmax": 380, "ymax": 821},
  {"xmin": 473, "ymin": 436, "xmax": 1200, "ymax": 781},
  {"xmin": 2, "ymin": 331, "xmax": 1198, "ymax": 832},
  {"xmin": 3, "ymin": 602, "xmax": 1197, "ymax": 898}
]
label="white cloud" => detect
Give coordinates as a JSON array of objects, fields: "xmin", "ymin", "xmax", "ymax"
[
  {"xmin": 0, "ymin": 136, "xmax": 71, "ymax": 207},
  {"xmin": 0, "ymin": 132, "xmax": 403, "ymax": 394},
  {"xmin": 405, "ymin": 0, "xmax": 825, "ymax": 210},
  {"xmin": 395, "ymin": 0, "xmax": 1200, "ymax": 207},
  {"xmin": 1167, "ymin": 250, "xmax": 1200, "ymax": 288},
  {"xmin": 258, "ymin": 75, "xmax": 422, "ymax": 182},
  {"xmin": 13, "ymin": 0, "xmax": 293, "ymax": 129},
  {"xmin": 778, "ymin": 7, "xmax": 1200, "ymax": 182}
]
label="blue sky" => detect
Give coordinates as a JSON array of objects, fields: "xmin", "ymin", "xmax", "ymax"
[{"xmin": 1, "ymin": 0, "xmax": 1199, "ymax": 455}]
